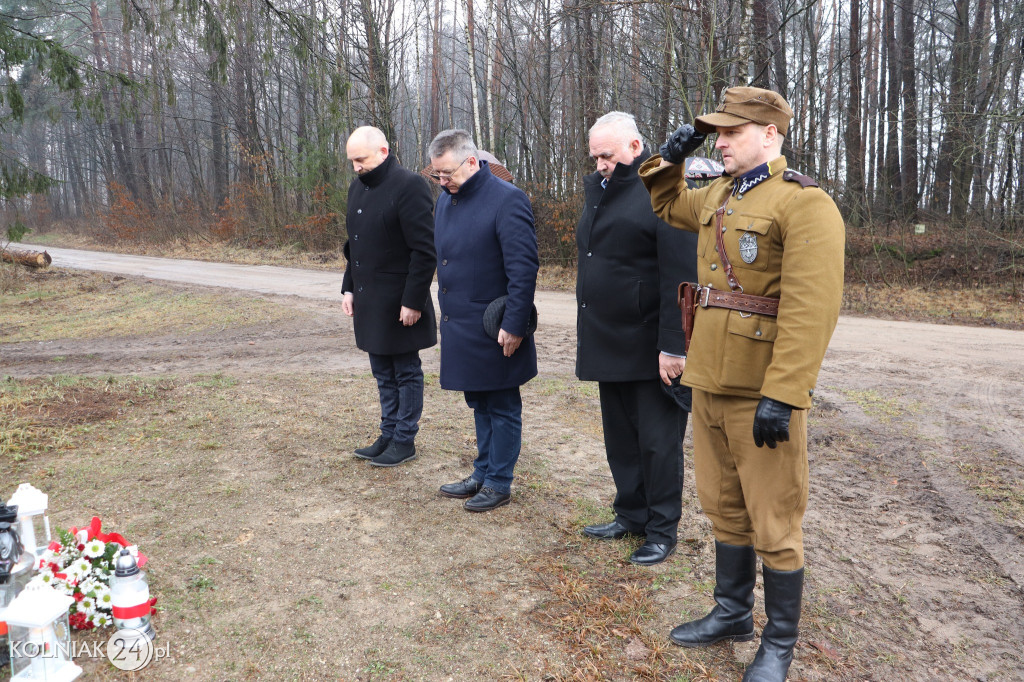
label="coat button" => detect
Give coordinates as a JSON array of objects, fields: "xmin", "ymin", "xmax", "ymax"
[
  {"xmin": 726, "ymin": 209, "xmax": 734, "ymax": 215},
  {"xmin": 357, "ymin": 209, "xmax": 362, "ymax": 214},
  {"xmin": 755, "ymin": 330, "xmax": 762, "ymax": 337},
  {"xmin": 587, "ymin": 251, "xmax": 592, "ymax": 257},
  {"xmin": 737, "ymin": 193, "xmax": 744, "ymax": 200},
  {"xmin": 355, "ymin": 260, "xmax": 360, "ymax": 266},
  {"xmin": 443, "ymin": 315, "xmax": 449, "ymax": 321},
  {"xmin": 452, "ymin": 199, "xmax": 458, "ymax": 206},
  {"xmin": 358, "ymin": 286, "xmax": 363, "ymax": 292},
  {"xmin": 710, "ymin": 264, "xmax": 717, "ymax": 270},
  {"xmin": 442, "ymin": 259, "xmax": 448, "ymax": 265},
  {"xmin": 442, "ymin": 288, "xmax": 447, "ymax": 294},
  {"xmin": 581, "ymin": 302, "xmax": 587, "ymax": 308},
  {"xmin": 353, "ymin": 234, "xmax": 359, "ymax": 240}
]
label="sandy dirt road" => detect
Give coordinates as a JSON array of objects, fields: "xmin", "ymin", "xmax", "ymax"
[{"xmin": 6, "ymin": 244, "xmax": 1024, "ymax": 680}]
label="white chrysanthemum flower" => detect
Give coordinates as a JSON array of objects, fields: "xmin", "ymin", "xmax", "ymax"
[
  {"xmin": 72, "ymin": 558, "xmax": 92, "ymax": 575},
  {"xmin": 79, "ymin": 596, "xmax": 97, "ymax": 615},
  {"xmin": 54, "ymin": 580, "xmax": 75, "ymax": 596},
  {"xmin": 82, "ymin": 539, "xmax": 105, "ymax": 558},
  {"xmin": 96, "ymin": 591, "xmax": 114, "ymax": 609},
  {"xmin": 91, "ymin": 612, "xmax": 112, "ymax": 628}
]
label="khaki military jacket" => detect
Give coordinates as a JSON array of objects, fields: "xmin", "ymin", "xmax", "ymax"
[{"xmin": 639, "ymin": 155, "xmax": 845, "ymax": 409}]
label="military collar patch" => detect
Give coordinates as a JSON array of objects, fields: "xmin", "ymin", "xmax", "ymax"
[{"xmin": 733, "ymin": 160, "xmax": 780, "ymax": 196}]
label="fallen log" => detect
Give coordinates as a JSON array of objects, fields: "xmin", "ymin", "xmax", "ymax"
[{"xmin": 1, "ymin": 246, "xmax": 52, "ymax": 268}]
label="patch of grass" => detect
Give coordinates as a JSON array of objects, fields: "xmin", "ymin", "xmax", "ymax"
[
  {"xmin": 955, "ymin": 460, "xmax": 1024, "ymax": 525},
  {"xmin": 840, "ymin": 388, "xmax": 905, "ymax": 421},
  {"xmin": 0, "ymin": 375, "xmax": 166, "ymax": 460},
  {"xmin": 0, "ymin": 270, "xmax": 298, "ymax": 343}
]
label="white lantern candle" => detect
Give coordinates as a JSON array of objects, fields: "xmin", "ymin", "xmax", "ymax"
[{"xmin": 6, "ymin": 485, "xmax": 51, "ymax": 563}]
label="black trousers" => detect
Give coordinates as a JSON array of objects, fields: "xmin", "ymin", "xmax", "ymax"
[{"xmin": 598, "ymin": 380, "xmax": 687, "ymax": 544}]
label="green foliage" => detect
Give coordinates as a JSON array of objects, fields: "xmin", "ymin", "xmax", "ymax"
[{"xmin": 6, "ymin": 218, "xmax": 29, "ymax": 242}]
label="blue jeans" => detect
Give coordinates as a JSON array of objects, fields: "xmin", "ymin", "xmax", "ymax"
[
  {"xmin": 368, "ymin": 351, "xmax": 424, "ymax": 445},
  {"xmin": 464, "ymin": 387, "xmax": 522, "ymax": 494}
]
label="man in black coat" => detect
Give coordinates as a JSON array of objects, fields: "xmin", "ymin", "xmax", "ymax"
[
  {"xmin": 576, "ymin": 112, "xmax": 698, "ymax": 565},
  {"xmin": 342, "ymin": 126, "xmax": 437, "ymax": 467}
]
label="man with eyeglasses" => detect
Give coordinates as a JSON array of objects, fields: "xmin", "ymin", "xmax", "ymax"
[
  {"xmin": 428, "ymin": 128, "xmax": 539, "ymax": 512},
  {"xmin": 341, "ymin": 126, "xmax": 437, "ymax": 467}
]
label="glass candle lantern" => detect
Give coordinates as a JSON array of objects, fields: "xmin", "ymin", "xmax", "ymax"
[
  {"xmin": 110, "ymin": 550, "xmax": 155, "ymax": 641},
  {"xmin": 4, "ymin": 583, "xmax": 82, "ymax": 682},
  {"xmin": 5, "ymin": 486, "xmax": 50, "ymax": 563}
]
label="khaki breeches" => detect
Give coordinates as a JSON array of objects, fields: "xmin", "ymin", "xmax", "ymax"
[{"xmin": 691, "ymin": 389, "xmax": 808, "ymax": 571}]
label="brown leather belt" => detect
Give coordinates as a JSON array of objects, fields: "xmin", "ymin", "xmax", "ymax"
[{"xmin": 695, "ymin": 285, "xmax": 779, "ymax": 316}]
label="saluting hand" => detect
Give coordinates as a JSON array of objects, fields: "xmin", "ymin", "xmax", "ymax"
[
  {"xmin": 497, "ymin": 329, "xmax": 523, "ymax": 357},
  {"xmin": 399, "ymin": 306, "xmax": 421, "ymax": 326},
  {"xmin": 659, "ymin": 124, "xmax": 707, "ymax": 165}
]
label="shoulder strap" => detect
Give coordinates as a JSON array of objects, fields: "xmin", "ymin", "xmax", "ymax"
[
  {"xmin": 714, "ymin": 195, "xmax": 743, "ymax": 292},
  {"xmin": 782, "ymin": 169, "xmax": 818, "ymax": 188}
]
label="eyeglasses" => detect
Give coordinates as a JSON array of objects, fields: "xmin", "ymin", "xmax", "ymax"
[{"xmin": 428, "ymin": 157, "xmax": 467, "ymax": 181}]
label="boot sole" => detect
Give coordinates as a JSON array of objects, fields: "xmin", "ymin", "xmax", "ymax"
[
  {"xmin": 369, "ymin": 454, "xmax": 417, "ymax": 468},
  {"xmin": 353, "ymin": 451, "xmax": 381, "ymax": 460},
  {"xmin": 669, "ymin": 631, "xmax": 756, "ymax": 648},
  {"xmin": 464, "ymin": 497, "xmax": 511, "ymax": 512},
  {"xmin": 439, "ymin": 490, "xmax": 479, "ymax": 499}
]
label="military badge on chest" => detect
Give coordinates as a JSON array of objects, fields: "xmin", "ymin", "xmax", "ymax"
[{"xmin": 738, "ymin": 231, "xmax": 758, "ymax": 264}]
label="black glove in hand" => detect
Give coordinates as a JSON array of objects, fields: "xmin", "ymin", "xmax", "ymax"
[
  {"xmin": 752, "ymin": 397, "xmax": 794, "ymax": 449},
  {"xmin": 659, "ymin": 124, "xmax": 707, "ymax": 165}
]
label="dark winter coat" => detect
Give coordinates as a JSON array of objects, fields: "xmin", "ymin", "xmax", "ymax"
[
  {"xmin": 575, "ymin": 150, "xmax": 698, "ymax": 382},
  {"xmin": 434, "ymin": 162, "xmax": 539, "ymax": 391},
  {"xmin": 341, "ymin": 154, "xmax": 438, "ymax": 355}
]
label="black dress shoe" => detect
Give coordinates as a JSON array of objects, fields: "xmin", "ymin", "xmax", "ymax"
[
  {"xmin": 354, "ymin": 435, "xmax": 390, "ymax": 460},
  {"xmin": 464, "ymin": 487, "xmax": 511, "ymax": 512},
  {"xmin": 369, "ymin": 441, "xmax": 416, "ymax": 467},
  {"xmin": 583, "ymin": 521, "xmax": 636, "ymax": 540},
  {"xmin": 630, "ymin": 541, "xmax": 677, "ymax": 566},
  {"xmin": 439, "ymin": 476, "xmax": 482, "ymax": 499}
]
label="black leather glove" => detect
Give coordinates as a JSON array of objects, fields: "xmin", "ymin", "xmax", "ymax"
[
  {"xmin": 752, "ymin": 397, "xmax": 794, "ymax": 449},
  {"xmin": 659, "ymin": 124, "xmax": 707, "ymax": 165}
]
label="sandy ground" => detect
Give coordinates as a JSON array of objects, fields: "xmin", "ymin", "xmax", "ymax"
[{"xmin": 3, "ymin": 245, "xmax": 1024, "ymax": 680}]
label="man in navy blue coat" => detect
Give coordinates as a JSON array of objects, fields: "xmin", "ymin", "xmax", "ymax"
[
  {"xmin": 342, "ymin": 126, "xmax": 437, "ymax": 467},
  {"xmin": 576, "ymin": 112, "xmax": 698, "ymax": 565},
  {"xmin": 428, "ymin": 129, "xmax": 539, "ymax": 512}
]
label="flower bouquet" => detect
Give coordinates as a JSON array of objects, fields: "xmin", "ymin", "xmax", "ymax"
[{"xmin": 29, "ymin": 517, "xmax": 153, "ymax": 630}]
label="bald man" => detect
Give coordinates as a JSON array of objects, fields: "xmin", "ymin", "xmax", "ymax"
[{"xmin": 342, "ymin": 126, "xmax": 437, "ymax": 467}]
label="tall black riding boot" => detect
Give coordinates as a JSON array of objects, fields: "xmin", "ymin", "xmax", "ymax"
[
  {"xmin": 669, "ymin": 541, "xmax": 756, "ymax": 647},
  {"xmin": 742, "ymin": 566, "xmax": 804, "ymax": 682}
]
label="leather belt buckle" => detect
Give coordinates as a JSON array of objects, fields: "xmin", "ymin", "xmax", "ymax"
[{"xmin": 697, "ymin": 285, "xmax": 712, "ymax": 308}]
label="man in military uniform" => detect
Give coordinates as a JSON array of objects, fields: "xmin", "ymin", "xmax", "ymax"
[{"xmin": 639, "ymin": 87, "xmax": 845, "ymax": 682}]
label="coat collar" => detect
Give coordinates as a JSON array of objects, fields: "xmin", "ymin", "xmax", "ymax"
[
  {"xmin": 358, "ymin": 153, "xmax": 396, "ymax": 189},
  {"xmin": 441, "ymin": 160, "xmax": 493, "ymax": 198},
  {"xmin": 584, "ymin": 148, "xmax": 651, "ymax": 190}
]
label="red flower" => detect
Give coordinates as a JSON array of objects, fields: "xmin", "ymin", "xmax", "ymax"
[
  {"xmin": 73, "ymin": 591, "xmax": 85, "ymax": 602},
  {"xmin": 77, "ymin": 544, "xmax": 85, "ymax": 551},
  {"xmin": 68, "ymin": 612, "xmax": 88, "ymax": 630}
]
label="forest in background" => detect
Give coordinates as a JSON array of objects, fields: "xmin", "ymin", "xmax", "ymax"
[{"xmin": 1, "ymin": 0, "xmax": 1022, "ymax": 273}]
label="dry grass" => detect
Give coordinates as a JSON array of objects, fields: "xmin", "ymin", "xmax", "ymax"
[{"xmin": 0, "ymin": 270, "xmax": 302, "ymax": 343}]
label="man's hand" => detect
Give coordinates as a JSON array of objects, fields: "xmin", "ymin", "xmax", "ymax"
[
  {"xmin": 399, "ymin": 306, "xmax": 421, "ymax": 326},
  {"xmin": 752, "ymin": 397, "xmax": 794, "ymax": 449},
  {"xmin": 341, "ymin": 292, "xmax": 354, "ymax": 317},
  {"xmin": 659, "ymin": 353, "xmax": 686, "ymax": 385},
  {"xmin": 497, "ymin": 329, "xmax": 523, "ymax": 357},
  {"xmin": 659, "ymin": 124, "xmax": 707, "ymax": 165}
]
